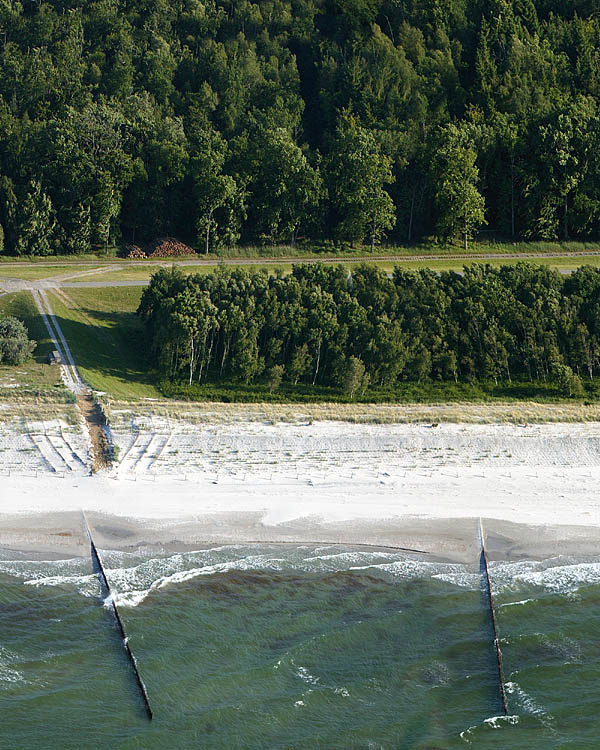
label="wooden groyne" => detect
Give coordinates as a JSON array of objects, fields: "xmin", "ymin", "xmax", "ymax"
[
  {"xmin": 478, "ymin": 518, "xmax": 508, "ymax": 716},
  {"xmin": 82, "ymin": 512, "xmax": 153, "ymax": 720}
]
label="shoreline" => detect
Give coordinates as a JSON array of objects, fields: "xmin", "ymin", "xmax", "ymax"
[{"xmin": 1, "ymin": 508, "xmax": 600, "ymax": 566}]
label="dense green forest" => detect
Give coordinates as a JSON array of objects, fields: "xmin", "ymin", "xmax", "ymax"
[
  {"xmin": 138, "ymin": 263, "xmax": 600, "ymax": 397},
  {"xmin": 2, "ymin": 0, "xmax": 600, "ymax": 255}
]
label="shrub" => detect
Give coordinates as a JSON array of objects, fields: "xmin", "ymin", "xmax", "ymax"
[{"xmin": 0, "ymin": 316, "xmax": 36, "ymax": 364}]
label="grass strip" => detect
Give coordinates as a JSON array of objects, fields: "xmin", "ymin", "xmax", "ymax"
[{"xmin": 46, "ymin": 288, "xmax": 160, "ymax": 400}]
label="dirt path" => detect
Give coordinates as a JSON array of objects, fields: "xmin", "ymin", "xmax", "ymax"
[
  {"xmin": 77, "ymin": 393, "xmax": 111, "ymax": 472},
  {"xmin": 2, "ymin": 250, "xmax": 600, "ymax": 294},
  {"xmin": 31, "ymin": 288, "xmax": 112, "ymax": 472}
]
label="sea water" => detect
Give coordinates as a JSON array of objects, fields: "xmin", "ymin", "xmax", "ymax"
[{"xmin": 0, "ymin": 544, "xmax": 599, "ymax": 748}]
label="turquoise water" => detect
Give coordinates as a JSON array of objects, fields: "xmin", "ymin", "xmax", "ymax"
[{"xmin": 1, "ymin": 545, "xmax": 599, "ymax": 748}]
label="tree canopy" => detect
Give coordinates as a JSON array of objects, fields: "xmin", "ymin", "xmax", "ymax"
[
  {"xmin": 0, "ymin": 316, "xmax": 35, "ymax": 365},
  {"xmin": 138, "ymin": 262, "xmax": 600, "ymax": 395},
  {"xmin": 3, "ymin": 1, "xmax": 600, "ymax": 253}
]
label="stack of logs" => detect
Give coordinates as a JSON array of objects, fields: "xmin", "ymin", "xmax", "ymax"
[{"xmin": 125, "ymin": 238, "xmax": 196, "ymax": 259}]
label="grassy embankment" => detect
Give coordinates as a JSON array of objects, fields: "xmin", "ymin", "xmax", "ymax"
[{"xmin": 0, "ymin": 265, "xmax": 98, "ymax": 280}]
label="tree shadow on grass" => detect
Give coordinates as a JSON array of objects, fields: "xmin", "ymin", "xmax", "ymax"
[{"xmin": 52, "ymin": 313, "xmax": 157, "ymax": 388}]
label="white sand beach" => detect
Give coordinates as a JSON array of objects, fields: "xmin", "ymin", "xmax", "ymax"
[{"xmin": 1, "ymin": 417, "xmax": 600, "ymax": 561}]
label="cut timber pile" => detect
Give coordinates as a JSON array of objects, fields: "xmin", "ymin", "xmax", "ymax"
[
  {"xmin": 125, "ymin": 244, "xmax": 147, "ymax": 259},
  {"xmin": 148, "ymin": 237, "xmax": 196, "ymax": 258}
]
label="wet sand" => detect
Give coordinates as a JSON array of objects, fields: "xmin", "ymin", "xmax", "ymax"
[{"xmin": 2, "ymin": 509, "xmax": 600, "ymax": 566}]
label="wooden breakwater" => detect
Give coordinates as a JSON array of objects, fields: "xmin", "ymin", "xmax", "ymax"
[
  {"xmin": 479, "ymin": 519, "xmax": 508, "ymax": 716},
  {"xmin": 82, "ymin": 512, "xmax": 153, "ymax": 720}
]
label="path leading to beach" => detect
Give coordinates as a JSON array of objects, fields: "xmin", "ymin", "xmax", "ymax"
[{"xmin": 30, "ymin": 287, "xmax": 111, "ymax": 471}]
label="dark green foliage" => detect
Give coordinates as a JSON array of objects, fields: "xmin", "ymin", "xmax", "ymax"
[
  {"xmin": 3, "ymin": 2, "xmax": 600, "ymax": 253},
  {"xmin": 14, "ymin": 182, "xmax": 56, "ymax": 256},
  {"xmin": 138, "ymin": 262, "xmax": 600, "ymax": 397},
  {"xmin": 0, "ymin": 316, "xmax": 36, "ymax": 365}
]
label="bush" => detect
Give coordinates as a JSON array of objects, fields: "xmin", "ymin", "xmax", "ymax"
[{"xmin": 0, "ymin": 316, "xmax": 36, "ymax": 364}]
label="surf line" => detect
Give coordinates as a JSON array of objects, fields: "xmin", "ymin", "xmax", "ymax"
[
  {"xmin": 237, "ymin": 540, "xmax": 429, "ymax": 554},
  {"xmin": 478, "ymin": 518, "xmax": 508, "ymax": 716},
  {"xmin": 81, "ymin": 511, "xmax": 154, "ymax": 720}
]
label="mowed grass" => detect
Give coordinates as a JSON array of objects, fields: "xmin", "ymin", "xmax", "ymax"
[
  {"xmin": 47, "ymin": 287, "xmax": 160, "ymax": 399},
  {"xmin": 0, "ymin": 290, "xmax": 65, "ymax": 396},
  {"xmin": 67, "ymin": 255, "xmax": 600, "ymax": 285},
  {"xmin": 0, "ymin": 264, "xmax": 102, "ymax": 280},
  {"xmin": 88, "ymin": 262, "xmax": 296, "ymax": 282}
]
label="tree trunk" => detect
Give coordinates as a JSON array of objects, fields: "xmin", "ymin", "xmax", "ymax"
[
  {"xmin": 408, "ymin": 185, "xmax": 415, "ymax": 242},
  {"xmin": 510, "ymin": 152, "xmax": 515, "ymax": 238},
  {"xmin": 189, "ymin": 337, "xmax": 194, "ymax": 385},
  {"xmin": 312, "ymin": 338, "xmax": 321, "ymax": 385},
  {"xmin": 201, "ymin": 327, "xmax": 215, "ymax": 381},
  {"xmin": 220, "ymin": 335, "xmax": 230, "ymax": 375},
  {"xmin": 564, "ymin": 194, "xmax": 568, "ymax": 240}
]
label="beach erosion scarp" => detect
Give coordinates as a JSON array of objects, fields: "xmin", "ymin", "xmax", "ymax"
[{"xmin": 1, "ymin": 417, "xmax": 600, "ymax": 561}]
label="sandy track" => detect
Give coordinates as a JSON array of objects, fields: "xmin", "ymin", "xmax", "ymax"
[
  {"xmin": 32, "ymin": 288, "xmax": 86, "ymax": 394},
  {"xmin": 30, "ymin": 289, "xmax": 111, "ymax": 470}
]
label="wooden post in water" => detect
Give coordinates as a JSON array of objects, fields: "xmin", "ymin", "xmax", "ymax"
[
  {"xmin": 82, "ymin": 512, "xmax": 154, "ymax": 720},
  {"xmin": 478, "ymin": 518, "xmax": 508, "ymax": 716}
]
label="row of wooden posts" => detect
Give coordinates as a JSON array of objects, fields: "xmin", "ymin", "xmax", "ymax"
[{"xmin": 82, "ymin": 516, "xmax": 507, "ymax": 722}]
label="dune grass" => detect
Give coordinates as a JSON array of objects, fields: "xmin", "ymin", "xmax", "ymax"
[{"xmin": 105, "ymin": 398, "xmax": 600, "ymax": 426}]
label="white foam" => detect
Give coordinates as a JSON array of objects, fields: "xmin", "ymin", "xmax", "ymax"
[
  {"xmin": 505, "ymin": 681, "xmax": 554, "ymax": 729},
  {"xmin": 334, "ymin": 687, "xmax": 350, "ymax": 697},
  {"xmin": 355, "ymin": 559, "xmax": 479, "ymax": 589},
  {"xmin": 497, "ymin": 598, "xmax": 535, "ymax": 608},
  {"xmin": 294, "ymin": 665, "xmax": 320, "ymax": 685},
  {"xmin": 0, "ymin": 647, "xmax": 26, "ymax": 689},
  {"xmin": 492, "ymin": 558, "xmax": 600, "ymax": 593},
  {"xmin": 483, "ymin": 715, "xmax": 519, "ymax": 728},
  {"xmin": 460, "ymin": 715, "xmax": 519, "ymax": 743},
  {"xmin": 23, "ymin": 573, "xmax": 97, "ymax": 597}
]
